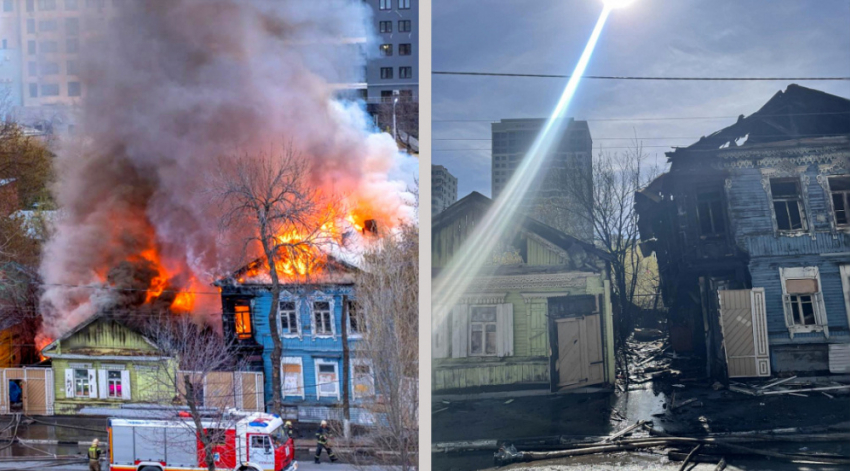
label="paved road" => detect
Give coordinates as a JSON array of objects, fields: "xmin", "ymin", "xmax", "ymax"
[{"xmin": 0, "ymin": 460, "xmax": 388, "ymax": 470}]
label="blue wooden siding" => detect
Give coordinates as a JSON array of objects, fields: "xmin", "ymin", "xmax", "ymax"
[
  {"xmin": 239, "ymin": 285, "xmax": 363, "ymax": 409},
  {"xmin": 726, "ymin": 165, "xmax": 850, "ymax": 346}
]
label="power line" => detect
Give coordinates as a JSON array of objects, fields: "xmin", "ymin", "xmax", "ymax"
[
  {"xmin": 435, "ymin": 132, "xmax": 850, "ymax": 141},
  {"xmin": 433, "ymin": 71, "xmax": 850, "ymax": 81},
  {"xmin": 432, "ymin": 111, "xmax": 850, "ymax": 123}
]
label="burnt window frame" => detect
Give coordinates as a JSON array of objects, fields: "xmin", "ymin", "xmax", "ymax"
[
  {"xmin": 828, "ymin": 176, "xmax": 850, "ymax": 228},
  {"xmin": 695, "ymin": 190, "xmax": 727, "ymax": 237},
  {"xmin": 233, "ymin": 303, "xmax": 252, "ymax": 340},
  {"xmin": 769, "ymin": 177, "xmax": 808, "ymax": 233},
  {"xmin": 379, "ymin": 43, "xmax": 392, "ymax": 56}
]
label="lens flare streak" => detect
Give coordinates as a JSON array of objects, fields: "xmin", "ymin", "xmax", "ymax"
[{"xmin": 431, "ymin": 7, "xmax": 613, "ymax": 333}]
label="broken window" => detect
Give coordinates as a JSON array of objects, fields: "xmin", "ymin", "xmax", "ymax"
[
  {"xmin": 279, "ymin": 301, "xmax": 298, "ymax": 335},
  {"xmin": 348, "ymin": 300, "xmax": 365, "ymax": 334},
  {"xmin": 696, "ymin": 191, "xmax": 726, "ymax": 236},
  {"xmin": 313, "ymin": 301, "xmax": 333, "ymax": 335},
  {"xmin": 469, "ymin": 306, "xmax": 497, "ymax": 356},
  {"xmin": 379, "ymin": 43, "xmax": 392, "ymax": 56},
  {"xmin": 781, "ymin": 267, "xmax": 828, "ymax": 337},
  {"xmin": 234, "ymin": 303, "xmax": 252, "ymax": 339},
  {"xmin": 829, "ymin": 176, "xmax": 850, "ymax": 227},
  {"xmin": 770, "ymin": 178, "xmax": 807, "ymax": 232}
]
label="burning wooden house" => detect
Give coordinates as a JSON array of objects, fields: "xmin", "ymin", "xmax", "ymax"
[
  {"xmin": 216, "ymin": 230, "xmax": 377, "ymax": 425},
  {"xmin": 635, "ymin": 84, "xmax": 850, "ymax": 378},
  {"xmin": 431, "ymin": 192, "xmax": 616, "ymax": 394}
]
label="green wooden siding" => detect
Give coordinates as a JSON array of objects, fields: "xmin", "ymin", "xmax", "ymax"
[
  {"xmin": 51, "ymin": 357, "xmax": 174, "ymax": 415},
  {"xmin": 433, "ymin": 359, "xmax": 549, "ymax": 391},
  {"xmin": 527, "ymin": 237, "xmax": 568, "ymax": 266},
  {"xmin": 54, "ymin": 319, "xmax": 156, "ymax": 355}
]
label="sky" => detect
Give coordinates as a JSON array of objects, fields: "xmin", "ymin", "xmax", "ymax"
[{"xmin": 432, "ymin": 0, "xmax": 850, "ymax": 199}]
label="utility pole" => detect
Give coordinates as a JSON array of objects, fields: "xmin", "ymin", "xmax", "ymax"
[{"xmin": 341, "ymin": 296, "xmax": 351, "ymax": 438}]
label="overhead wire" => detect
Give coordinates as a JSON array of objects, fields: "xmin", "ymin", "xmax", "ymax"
[{"xmin": 433, "ymin": 71, "xmax": 850, "ymax": 81}]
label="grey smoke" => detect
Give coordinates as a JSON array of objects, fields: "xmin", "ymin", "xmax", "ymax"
[{"xmin": 39, "ymin": 0, "xmax": 415, "ymax": 339}]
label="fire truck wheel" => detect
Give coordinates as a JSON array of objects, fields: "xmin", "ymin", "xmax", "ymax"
[{"xmin": 139, "ymin": 467, "xmax": 162, "ymax": 471}]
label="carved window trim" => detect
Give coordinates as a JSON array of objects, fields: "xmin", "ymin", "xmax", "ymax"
[{"xmin": 761, "ymin": 168, "xmax": 813, "ymax": 238}]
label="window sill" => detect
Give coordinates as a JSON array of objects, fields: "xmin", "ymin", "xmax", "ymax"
[{"xmin": 787, "ymin": 325, "xmax": 827, "ymax": 338}]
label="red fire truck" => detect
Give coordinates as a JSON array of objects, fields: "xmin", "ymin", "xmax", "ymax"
[{"xmin": 107, "ymin": 412, "xmax": 297, "ymax": 471}]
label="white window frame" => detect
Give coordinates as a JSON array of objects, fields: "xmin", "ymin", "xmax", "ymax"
[
  {"xmin": 281, "ymin": 356, "xmax": 305, "ymax": 399},
  {"xmin": 351, "ymin": 358, "xmax": 375, "ymax": 400},
  {"xmin": 314, "ymin": 358, "xmax": 340, "ymax": 400},
  {"xmin": 780, "ymin": 266, "xmax": 829, "ymax": 338},
  {"xmin": 278, "ymin": 297, "xmax": 301, "ymax": 339},
  {"xmin": 468, "ymin": 305, "xmax": 499, "ymax": 357},
  {"xmin": 310, "ymin": 293, "xmax": 336, "ymax": 339},
  {"xmin": 73, "ymin": 368, "xmax": 91, "ymax": 397}
]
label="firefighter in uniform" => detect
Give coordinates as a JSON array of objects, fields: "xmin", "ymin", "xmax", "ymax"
[
  {"xmin": 87, "ymin": 438, "xmax": 103, "ymax": 471},
  {"xmin": 314, "ymin": 420, "xmax": 338, "ymax": 464},
  {"xmin": 284, "ymin": 420, "xmax": 297, "ymax": 439}
]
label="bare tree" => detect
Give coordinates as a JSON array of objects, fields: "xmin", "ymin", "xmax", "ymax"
[
  {"xmin": 213, "ymin": 144, "xmax": 341, "ymax": 414},
  {"xmin": 353, "ymin": 224, "xmax": 418, "ymax": 470},
  {"xmin": 553, "ymin": 141, "xmax": 661, "ymax": 373},
  {"xmin": 146, "ymin": 315, "xmax": 249, "ymax": 471}
]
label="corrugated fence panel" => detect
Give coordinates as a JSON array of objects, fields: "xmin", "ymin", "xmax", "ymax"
[{"xmin": 829, "ymin": 344, "xmax": 850, "ymax": 373}]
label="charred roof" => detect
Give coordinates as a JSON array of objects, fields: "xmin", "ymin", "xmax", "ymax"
[{"xmin": 667, "ymin": 84, "xmax": 850, "ymax": 159}]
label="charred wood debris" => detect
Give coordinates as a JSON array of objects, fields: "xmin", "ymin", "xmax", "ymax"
[{"xmin": 435, "ymin": 336, "xmax": 850, "ymax": 468}]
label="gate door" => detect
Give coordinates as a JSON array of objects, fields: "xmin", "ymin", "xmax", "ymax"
[
  {"xmin": 548, "ymin": 295, "xmax": 604, "ymax": 391},
  {"xmin": 718, "ymin": 288, "xmax": 771, "ymax": 378}
]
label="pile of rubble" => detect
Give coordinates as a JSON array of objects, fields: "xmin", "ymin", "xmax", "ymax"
[
  {"xmin": 493, "ymin": 420, "xmax": 850, "ymax": 469},
  {"xmin": 727, "ymin": 375, "xmax": 850, "ymax": 398}
]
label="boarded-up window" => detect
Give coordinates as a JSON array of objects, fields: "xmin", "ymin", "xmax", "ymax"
[
  {"xmin": 353, "ymin": 362, "xmax": 374, "ymax": 399},
  {"xmin": 234, "ymin": 304, "xmax": 252, "ymax": 339},
  {"xmin": 316, "ymin": 360, "xmax": 339, "ymax": 398},
  {"xmin": 785, "ymin": 278, "xmax": 818, "ymax": 294},
  {"xmin": 282, "ymin": 359, "xmax": 303, "ymax": 397}
]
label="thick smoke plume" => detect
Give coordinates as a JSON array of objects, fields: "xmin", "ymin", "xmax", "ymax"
[{"xmin": 39, "ymin": 0, "xmax": 415, "ymax": 339}]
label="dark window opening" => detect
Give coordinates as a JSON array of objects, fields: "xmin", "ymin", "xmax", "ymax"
[
  {"xmin": 830, "ymin": 176, "xmax": 850, "ymax": 227},
  {"xmin": 696, "ymin": 191, "xmax": 726, "ymax": 236},
  {"xmin": 770, "ymin": 178, "xmax": 806, "ymax": 231},
  {"xmin": 399, "ymin": 43, "xmax": 411, "ymax": 55}
]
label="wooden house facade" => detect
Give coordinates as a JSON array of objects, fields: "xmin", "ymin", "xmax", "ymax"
[
  {"xmin": 636, "ymin": 84, "xmax": 850, "ymax": 377},
  {"xmin": 432, "ymin": 192, "xmax": 615, "ymax": 394}
]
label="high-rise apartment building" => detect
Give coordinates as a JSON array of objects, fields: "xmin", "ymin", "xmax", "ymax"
[
  {"xmin": 0, "ymin": 0, "xmax": 117, "ymax": 131},
  {"xmin": 362, "ymin": 0, "xmax": 418, "ymax": 104},
  {"xmin": 491, "ymin": 118, "xmax": 593, "ymax": 241},
  {"xmin": 432, "ymin": 164, "xmax": 457, "ymax": 215}
]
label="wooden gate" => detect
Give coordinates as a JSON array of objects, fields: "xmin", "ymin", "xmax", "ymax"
[
  {"xmin": 548, "ymin": 295, "xmax": 604, "ymax": 391},
  {"xmin": 718, "ymin": 288, "xmax": 771, "ymax": 378},
  {"xmin": 0, "ymin": 368, "xmax": 54, "ymax": 415}
]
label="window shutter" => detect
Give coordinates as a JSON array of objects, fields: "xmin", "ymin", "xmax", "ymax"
[
  {"xmin": 87, "ymin": 369, "xmax": 98, "ymax": 398},
  {"xmin": 451, "ymin": 305, "xmax": 468, "ymax": 358},
  {"xmin": 496, "ymin": 303, "xmax": 514, "ymax": 357},
  {"xmin": 782, "ymin": 294, "xmax": 795, "ymax": 338},
  {"xmin": 64, "ymin": 369, "xmax": 74, "ymax": 398},
  {"xmin": 121, "ymin": 370, "xmax": 131, "ymax": 400},
  {"xmin": 98, "ymin": 370, "xmax": 107, "ymax": 399},
  {"xmin": 432, "ymin": 308, "xmax": 450, "ymax": 359}
]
